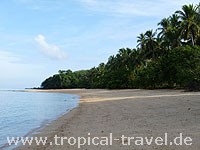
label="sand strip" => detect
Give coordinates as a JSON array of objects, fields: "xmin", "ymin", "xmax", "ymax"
[{"xmin": 15, "ymin": 89, "xmax": 200, "ymax": 150}]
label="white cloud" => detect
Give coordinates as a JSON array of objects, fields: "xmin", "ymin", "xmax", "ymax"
[
  {"xmin": 35, "ymin": 34, "xmax": 67, "ymax": 60},
  {"xmin": 80, "ymin": 0, "xmax": 200, "ymax": 17}
]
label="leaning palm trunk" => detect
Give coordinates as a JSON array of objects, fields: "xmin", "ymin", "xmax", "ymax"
[{"xmin": 191, "ymin": 34, "xmax": 195, "ymax": 46}]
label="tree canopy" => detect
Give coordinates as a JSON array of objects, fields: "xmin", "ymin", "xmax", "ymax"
[{"xmin": 41, "ymin": 3, "xmax": 200, "ymax": 91}]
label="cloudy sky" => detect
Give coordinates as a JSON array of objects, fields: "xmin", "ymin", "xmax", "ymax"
[{"xmin": 0, "ymin": 0, "xmax": 199, "ymax": 89}]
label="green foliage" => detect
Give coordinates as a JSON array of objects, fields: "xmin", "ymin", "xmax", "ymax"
[
  {"xmin": 161, "ymin": 46, "xmax": 200, "ymax": 87},
  {"xmin": 133, "ymin": 61, "xmax": 162, "ymax": 89},
  {"xmin": 41, "ymin": 3, "xmax": 200, "ymax": 91},
  {"xmin": 134, "ymin": 46, "xmax": 200, "ymax": 89}
]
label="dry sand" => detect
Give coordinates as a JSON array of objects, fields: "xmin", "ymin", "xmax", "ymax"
[{"xmin": 16, "ymin": 89, "xmax": 200, "ymax": 150}]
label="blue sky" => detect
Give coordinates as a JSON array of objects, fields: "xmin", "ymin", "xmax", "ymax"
[{"xmin": 0, "ymin": 0, "xmax": 199, "ymax": 89}]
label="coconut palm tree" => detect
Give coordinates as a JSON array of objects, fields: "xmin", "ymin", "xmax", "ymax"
[
  {"xmin": 137, "ymin": 33, "xmax": 146, "ymax": 50},
  {"xmin": 157, "ymin": 18, "xmax": 170, "ymax": 39},
  {"xmin": 168, "ymin": 14, "xmax": 182, "ymax": 48},
  {"xmin": 157, "ymin": 14, "xmax": 182, "ymax": 49},
  {"xmin": 157, "ymin": 17, "xmax": 172, "ymax": 49},
  {"xmin": 196, "ymin": 3, "xmax": 200, "ymax": 45},
  {"xmin": 144, "ymin": 30, "xmax": 158, "ymax": 60},
  {"xmin": 176, "ymin": 4, "xmax": 199, "ymax": 45}
]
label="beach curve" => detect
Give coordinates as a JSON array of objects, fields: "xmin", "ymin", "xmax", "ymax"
[{"xmin": 15, "ymin": 89, "xmax": 200, "ymax": 150}]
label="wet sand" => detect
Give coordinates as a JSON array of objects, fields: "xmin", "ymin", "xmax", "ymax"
[{"xmin": 16, "ymin": 89, "xmax": 200, "ymax": 150}]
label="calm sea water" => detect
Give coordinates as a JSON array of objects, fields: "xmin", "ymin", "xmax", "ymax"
[{"xmin": 0, "ymin": 90, "xmax": 79, "ymax": 149}]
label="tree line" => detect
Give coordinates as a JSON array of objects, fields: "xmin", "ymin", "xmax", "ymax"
[{"xmin": 41, "ymin": 3, "xmax": 200, "ymax": 91}]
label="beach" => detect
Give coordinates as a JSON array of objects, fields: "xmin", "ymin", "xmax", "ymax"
[{"xmin": 16, "ymin": 89, "xmax": 200, "ymax": 150}]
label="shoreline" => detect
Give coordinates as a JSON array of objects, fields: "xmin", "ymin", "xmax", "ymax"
[
  {"xmin": 0, "ymin": 90, "xmax": 80, "ymax": 150},
  {"xmin": 1, "ymin": 90, "xmax": 80, "ymax": 150},
  {"xmin": 16, "ymin": 89, "xmax": 200, "ymax": 150}
]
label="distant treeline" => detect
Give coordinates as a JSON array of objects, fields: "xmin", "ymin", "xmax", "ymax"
[{"xmin": 41, "ymin": 3, "xmax": 200, "ymax": 91}]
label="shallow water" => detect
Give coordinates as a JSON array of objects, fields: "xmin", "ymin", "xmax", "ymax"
[{"xmin": 0, "ymin": 90, "xmax": 79, "ymax": 149}]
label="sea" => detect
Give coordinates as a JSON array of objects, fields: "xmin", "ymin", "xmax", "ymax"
[{"xmin": 0, "ymin": 90, "xmax": 79, "ymax": 149}]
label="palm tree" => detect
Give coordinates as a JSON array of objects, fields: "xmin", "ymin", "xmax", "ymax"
[
  {"xmin": 168, "ymin": 14, "xmax": 182, "ymax": 48},
  {"xmin": 117, "ymin": 48, "xmax": 132, "ymax": 69},
  {"xmin": 144, "ymin": 30, "xmax": 158, "ymax": 60},
  {"xmin": 155, "ymin": 37, "xmax": 167, "ymax": 56},
  {"xmin": 157, "ymin": 18, "xmax": 170, "ymax": 39},
  {"xmin": 130, "ymin": 49, "xmax": 143, "ymax": 68},
  {"xmin": 137, "ymin": 33, "xmax": 146, "ymax": 50},
  {"xmin": 196, "ymin": 3, "xmax": 200, "ymax": 45},
  {"xmin": 157, "ymin": 14, "xmax": 182, "ymax": 49},
  {"xmin": 176, "ymin": 4, "xmax": 199, "ymax": 45},
  {"xmin": 157, "ymin": 17, "xmax": 171, "ymax": 49}
]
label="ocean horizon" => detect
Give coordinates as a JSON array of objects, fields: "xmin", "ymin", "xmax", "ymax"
[{"xmin": 0, "ymin": 90, "xmax": 79, "ymax": 149}]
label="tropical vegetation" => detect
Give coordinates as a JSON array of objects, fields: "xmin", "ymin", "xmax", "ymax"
[{"xmin": 41, "ymin": 3, "xmax": 200, "ymax": 91}]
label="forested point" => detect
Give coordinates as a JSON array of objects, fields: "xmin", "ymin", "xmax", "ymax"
[{"xmin": 41, "ymin": 3, "xmax": 200, "ymax": 91}]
